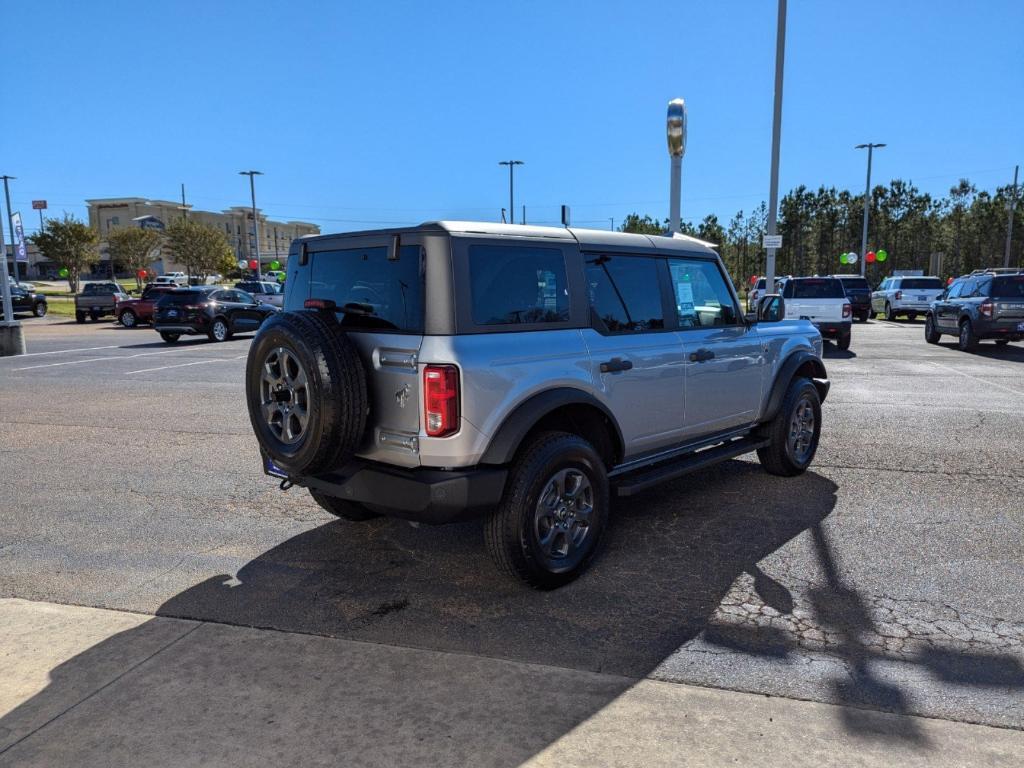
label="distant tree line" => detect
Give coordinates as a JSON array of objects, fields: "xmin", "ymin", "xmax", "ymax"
[{"xmin": 622, "ymin": 177, "xmax": 1022, "ymax": 286}]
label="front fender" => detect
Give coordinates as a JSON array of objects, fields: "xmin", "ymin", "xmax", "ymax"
[{"xmin": 761, "ymin": 350, "xmax": 829, "ymax": 423}]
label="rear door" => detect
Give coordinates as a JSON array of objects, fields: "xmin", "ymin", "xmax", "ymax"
[
  {"xmin": 668, "ymin": 256, "xmax": 762, "ymax": 437},
  {"xmin": 935, "ymin": 280, "xmax": 963, "ymax": 329},
  {"xmin": 302, "ymin": 235, "xmax": 426, "ymax": 464}
]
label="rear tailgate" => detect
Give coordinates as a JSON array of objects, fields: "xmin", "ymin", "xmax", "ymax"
[{"xmin": 786, "ymin": 298, "xmax": 845, "ymax": 324}]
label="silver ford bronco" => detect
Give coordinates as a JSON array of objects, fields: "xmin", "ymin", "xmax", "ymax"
[{"xmin": 246, "ymin": 222, "xmax": 828, "ymax": 588}]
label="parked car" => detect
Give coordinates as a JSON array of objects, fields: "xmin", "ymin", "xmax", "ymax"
[
  {"xmin": 832, "ymin": 274, "xmax": 872, "ymax": 322},
  {"xmin": 264, "ymin": 270, "xmax": 286, "ymax": 283},
  {"xmin": 115, "ymin": 284, "xmax": 179, "ymax": 327},
  {"xmin": 153, "ymin": 273, "xmax": 188, "ymax": 287},
  {"xmin": 747, "ymin": 276, "xmax": 782, "ymax": 311},
  {"xmin": 153, "ymin": 286, "xmax": 279, "ymax": 343},
  {"xmin": 74, "ymin": 282, "xmax": 130, "ymax": 323},
  {"xmin": 780, "ymin": 276, "xmax": 852, "ymax": 350},
  {"xmin": 234, "ymin": 280, "xmax": 284, "ymax": 307},
  {"xmin": 245, "ymin": 222, "xmax": 829, "ymax": 588},
  {"xmin": 1, "ymin": 285, "xmax": 47, "ymax": 319},
  {"xmin": 871, "ymin": 275, "xmax": 945, "ymax": 321},
  {"xmin": 925, "ymin": 271, "xmax": 1024, "ymax": 350}
]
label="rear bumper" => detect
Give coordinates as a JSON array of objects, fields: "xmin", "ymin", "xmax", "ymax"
[
  {"xmin": 266, "ymin": 452, "xmax": 508, "ymax": 525},
  {"xmin": 814, "ymin": 321, "xmax": 851, "ymax": 336},
  {"xmin": 974, "ymin": 319, "xmax": 1024, "ymax": 340},
  {"xmin": 154, "ymin": 323, "xmax": 204, "ymax": 335}
]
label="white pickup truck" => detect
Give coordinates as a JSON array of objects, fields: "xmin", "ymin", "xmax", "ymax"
[
  {"xmin": 781, "ymin": 277, "xmax": 852, "ymax": 350},
  {"xmin": 871, "ymin": 276, "xmax": 945, "ymax": 321}
]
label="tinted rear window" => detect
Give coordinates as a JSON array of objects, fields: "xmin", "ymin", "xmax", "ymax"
[
  {"xmin": 991, "ymin": 275, "xmax": 1024, "ymax": 298},
  {"xmin": 469, "ymin": 244, "xmax": 570, "ymax": 326},
  {"xmin": 785, "ymin": 279, "xmax": 845, "ymax": 299},
  {"xmin": 309, "ymin": 245, "xmax": 423, "ymax": 332},
  {"xmin": 837, "ymin": 277, "xmax": 869, "ymax": 290},
  {"xmin": 158, "ymin": 290, "xmax": 208, "ymax": 305},
  {"xmin": 900, "ymin": 278, "xmax": 943, "ymax": 290}
]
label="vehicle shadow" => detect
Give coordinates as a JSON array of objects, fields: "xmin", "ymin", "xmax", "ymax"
[
  {"xmin": 823, "ymin": 345, "xmax": 856, "ymax": 359},
  {"xmin": 3, "ymin": 463, "xmax": 1021, "ymax": 763}
]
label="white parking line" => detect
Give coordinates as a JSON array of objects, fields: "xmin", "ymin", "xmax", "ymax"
[
  {"xmin": 926, "ymin": 360, "xmax": 1023, "ymax": 397},
  {"xmin": 13, "ymin": 348, "xmax": 187, "ymax": 371},
  {"xmin": 126, "ymin": 355, "xmax": 247, "ymax": 375},
  {"xmin": 4, "ymin": 344, "xmax": 121, "ymax": 358}
]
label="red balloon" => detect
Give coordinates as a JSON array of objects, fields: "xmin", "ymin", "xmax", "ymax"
[
  {"xmin": 866, "ymin": 252, "xmax": 877, "ymax": 263},
  {"xmin": 749, "ymin": 275, "xmax": 758, "ymax": 285},
  {"xmin": 137, "ymin": 269, "xmax": 147, "ymax": 277},
  {"xmin": 248, "ymin": 260, "xmax": 259, "ymax": 270},
  {"xmin": 947, "ymin": 277, "xmax": 954, "ymax": 285}
]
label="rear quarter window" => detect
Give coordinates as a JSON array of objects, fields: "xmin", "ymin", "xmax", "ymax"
[
  {"xmin": 991, "ymin": 275, "xmax": 1024, "ymax": 299},
  {"xmin": 468, "ymin": 244, "xmax": 570, "ymax": 326}
]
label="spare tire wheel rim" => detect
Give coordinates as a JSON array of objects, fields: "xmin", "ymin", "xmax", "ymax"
[{"xmin": 261, "ymin": 346, "xmax": 310, "ymax": 444}]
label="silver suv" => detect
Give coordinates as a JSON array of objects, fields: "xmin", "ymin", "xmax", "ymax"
[{"xmin": 246, "ymin": 222, "xmax": 829, "ymax": 587}]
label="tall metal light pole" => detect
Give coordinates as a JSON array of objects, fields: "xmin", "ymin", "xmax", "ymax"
[
  {"xmin": 0, "ymin": 204, "xmax": 24, "ymax": 356},
  {"xmin": 764, "ymin": 0, "xmax": 786, "ymax": 291},
  {"xmin": 667, "ymin": 98, "xmax": 687, "ymax": 233},
  {"xmin": 1, "ymin": 175, "xmax": 17, "ymax": 284},
  {"xmin": 498, "ymin": 161, "xmax": 523, "ymax": 224},
  {"xmin": 1005, "ymin": 164, "xmax": 1019, "ymax": 269},
  {"xmin": 239, "ymin": 170, "xmax": 263, "ymax": 280},
  {"xmin": 855, "ymin": 143, "xmax": 886, "ymax": 277}
]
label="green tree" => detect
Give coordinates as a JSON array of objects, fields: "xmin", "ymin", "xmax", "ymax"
[
  {"xmin": 163, "ymin": 219, "xmax": 234, "ymax": 280},
  {"xmin": 28, "ymin": 214, "xmax": 99, "ymax": 293},
  {"xmin": 105, "ymin": 226, "xmax": 162, "ymax": 288},
  {"xmin": 619, "ymin": 213, "xmax": 666, "ymax": 235}
]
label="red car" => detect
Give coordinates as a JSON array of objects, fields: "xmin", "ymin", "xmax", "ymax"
[{"xmin": 116, "ymin": 284, "xmax": 178, "ymax": 327}]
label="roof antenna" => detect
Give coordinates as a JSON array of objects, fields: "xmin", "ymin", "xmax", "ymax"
[{"xmin": 500, "ymin": 208, "xmax": 507, "ymax": 224}]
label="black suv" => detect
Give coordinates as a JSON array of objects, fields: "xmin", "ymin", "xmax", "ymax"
[
  {"xmin": 925, "ymin": 271, "xmax": 1024, "ymax": 350},
  {"xmin": 832, "ymin": 274, "xmax": 871, "ymax": 323},
  {"xmin": 153, "ymin": 286, "xmax": 278, "ymax": 344},
  {"xmin": 2, "ymin": 285, "xmax": 47, "ymax": 319}
]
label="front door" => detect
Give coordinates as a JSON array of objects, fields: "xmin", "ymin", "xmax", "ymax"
[
  {"xmin": 581, "ymin": 252, "xmax": 686, "ymax": 458},
  {"xmin": 667, "ymin": 257, "xmax": 763, "ymax": 438}
]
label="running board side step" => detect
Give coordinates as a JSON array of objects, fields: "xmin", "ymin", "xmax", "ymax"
[{"xmin": 612, "ymin": 436, "xmax": 769, "ymax": 497}]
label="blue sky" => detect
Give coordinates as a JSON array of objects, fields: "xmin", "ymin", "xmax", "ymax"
[{"xmin": 5, "ymin": 0, "xmax": 1022, "ymax": 234}]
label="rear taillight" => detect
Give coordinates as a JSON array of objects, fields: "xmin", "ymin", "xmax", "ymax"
[
  {"xmin": 424, "ymin": 365, "xmax": 459, "ymax": 437},
  {"xmin": 980, "ymin": 300, "xmax": 994, "ymax": 318},
  {"xmin": 895, "ymin": 290, "xmax": 902, "ymax": 300},
  {"xmin": 842, "ymin": 303, "xmax": 852, "ymax": 319}
]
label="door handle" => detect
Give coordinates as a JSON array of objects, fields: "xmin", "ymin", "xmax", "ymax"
[
  {"xmin": 689, "ymin": 348, "xmax": 715, "ymax": 363},
  {"xmin": 599, "ymin": 358, "xmax": 633, "ymax": 373}
]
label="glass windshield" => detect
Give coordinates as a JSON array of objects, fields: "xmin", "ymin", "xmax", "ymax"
[
  {"xmin": 158, "ymin": 291, "xmax": 207, "ymax": 305},
  {"xmin": 900, "ymin": 278, "xmax": 943, "ymax": 289},
  {"xmin": 786, "ymin": 279, "xmax": 845, "ymax": 299},
  {"xmin": 991, "ymin": 275, "xmax": 1024, "ymax": 298}
]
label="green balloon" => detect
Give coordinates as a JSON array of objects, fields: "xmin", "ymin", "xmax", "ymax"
[
  {"xmin": 839, "ymin": 253, "xmax": 848, "ymax": 264},
  {"xmin": 269, "ymin": 260, "xmax": 281, "ymax": 271},
  {"xmin": 59, "ymin": 267, "xmax": 69, "ymax": 278},
  {"xmin": 277, "ymin": 273, "xmax": 286, "ymax": 283},
  {"xmin": 876, "ymin": 249, "xmax": 888, "ymax": 262}
]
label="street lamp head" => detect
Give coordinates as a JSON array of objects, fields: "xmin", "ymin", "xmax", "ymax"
[
  {"xmin": 498, "ymin": 160, "xmax": 524, "ymax": 167},
  {"xmin": 239, "ymin": 170, "xmax": 264, "ymax": 176},
  {"xmin": 667, "ymin": 98, "xmax": 687, "ymax": 158},
  {"xmin": 855, "ymin": 143, "xmax": 886, "ymax": 150}
]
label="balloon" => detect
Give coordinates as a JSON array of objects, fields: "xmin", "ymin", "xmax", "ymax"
[
  {"xmin": 269, "ymin": 260, "xmax": 281, "ymax": 271},
  {"xmin": 866, "ymin": 251, "xmax": 877, "ymax": 263},
  {"xmin": 947, "ymin": 276, "xmax": 954, "ymax": 285},
  {"xmin": 277, "ymin": 273, "xmax": 286, "ymax": 283},
  {"xmin": 749, "ymin": 275, "xmax": 758, "ymax": 286},
  {"xmin": 847, "ymin": 252, "xmax": 858, "ymax": 264},
  {"xmin": 248, "ymin": 259, "xmax": 259, "ymax": 270},
  {"xmin": 839, "ymin": 253, "xmax": 848, "ymax": 264},
  {"xmin": 137, "ymin": 269, "xmax": 147, "ymax": 277},
  {"xmin": 876, "ymin": 249, "xmax": 888, "ymax": 262},
  {"xmin": 59, "ymin": 267, "xmax": 69, "ymax": 278},
  {"xmin": 236, "ymin": 259, "xmax": 248, "ymax": 270}
]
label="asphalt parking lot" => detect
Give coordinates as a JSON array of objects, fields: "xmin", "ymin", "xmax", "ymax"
[{"xmin": 1, "ymin": 317, "xmax": 1022, "ymax": 749}]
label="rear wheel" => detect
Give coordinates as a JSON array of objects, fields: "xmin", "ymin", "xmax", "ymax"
[
  {"xmin": 89, "ymin": 310, "xmax": 100, "ymax": 322},
  {"xmin": 120, "ymin": 309, "xmax": 137, "ymax": 327},
  {"xmin": 33, "ymin": 302, "xmax": 47, "ymax": 318},
  {"xmin": 484, "ymin": 432, "xmax": 609, "ymax": 589},
  {"xmin": 836, "ymin": 330, "xmax": 851, "ymax": 351},
  {"xmin": 75, "ymin": 310, "xmax": 85, "ymax": 324},
  {"xmin": 858, "ymin": 312, "xmax": 869, "ymax": 323},
  {"xmin": 884, "ymin": 302, "xmax": 896, "ymax": 321},
  {"xmin": 995, "ymin": 339, "xmax": 1010, "ymax": 346},
  {"xmin": 757, "ymin": 377, "xmax": 821, "ymax": 477},
  {"xmin": 958, "ymin": 319, "xmax": 978, "ymax": 352},
  {"xmin": 924, "ymin": 314, "xmax": 941, "ymax": 344},
  {"xmin": 160, "ymin": 332, "xmax": 180, "ymax": 344},
  {"xmin": 309, "ymin": 489, "xmax": 379, "ymax": 521}
]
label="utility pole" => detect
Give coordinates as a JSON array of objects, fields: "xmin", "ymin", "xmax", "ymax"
[
  {"xmin": 498, "ymin": 161, "xmax": 523, "ymax": 224},
  {"xmin": 609, "ymin": 217, "xmax": 615, "ymax": 231},
  {"xmin": 1, "ymin": 176, "xmax": 18, "ymax": 284},
  {"xmin": 0, "ymin": 205, "xmax": 25, "ymax": 356},
  {"xmin": 239, "ymin": 170, "xmax": 263, "ymax": 280},
  {"xmin": 667, "ymin": 99, "xmax": 687, "ymax": 233},
  {"xmin": 179, "ymin": 183, "xmax": 188, "ymax": 221},
  {"xmin": 856, "ymin": 143, "xmax": 886, "ymax": 277},
  {"xmin": 1005, "ymin": 164, "xmax": 1019, "ymax": 269},
  {"xmin": 764, "ymin": 0, "xmax": 786, "ymax": 291}
]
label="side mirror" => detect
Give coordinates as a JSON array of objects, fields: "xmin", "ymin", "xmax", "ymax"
[{"xmin": 757, "ymin": 294, "xmax": 785, "ymax": 323}]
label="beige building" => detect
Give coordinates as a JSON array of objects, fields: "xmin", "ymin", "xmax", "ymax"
[{"xmin": 86, "ymin": 197, "xmax": 319, "ymax": 274}]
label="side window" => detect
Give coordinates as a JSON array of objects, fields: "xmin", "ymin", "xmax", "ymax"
[
  {"xmin": 782, "ymin": 280, "xmax": 793, "ymax": 299},
  {"xmin": 668, "ymin": 258, "xmax": 740, "ymax": 328},
  {"xmin": 947, "ymin": 281, "xmax": 964, "ymax": 299},
  {"xmin": 211, "ymin": 290, "xmax": 229, "ymax": 302},
  {"xmin": 880, "ymin": 279, "xmax": 891, "ymax": 291},
  {"xmin": 468, "ymin": 245, "xmax": 570, "ymax": 326},
  {"xmin": 584, "ymin": 254, "xmax": 665, "ymax": 333},
  {"xmin": 973, "ymin": 279, "xmax": 990, "ymax": 298}
]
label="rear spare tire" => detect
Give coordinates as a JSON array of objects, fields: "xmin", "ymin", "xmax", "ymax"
[{"xmin": 246, "ymin": 311, "xmax": 368, "ymax": 476}]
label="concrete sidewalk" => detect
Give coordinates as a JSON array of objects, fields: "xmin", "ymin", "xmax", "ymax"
[{"xmin": 0, "ymin": 598, "xmax": 1020, "ymax": 767}]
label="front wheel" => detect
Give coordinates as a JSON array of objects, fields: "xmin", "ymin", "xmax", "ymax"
[
  {"xmin": 484, "ymin": 432, "xmax": 609, "ymax": 589},
  {"xmin": 958, "ymin": 320, "xmax": 978, "ymax": 352},
  {"xmin": 925, "ymin": 315, "xmax": 941, "ymax": 344},
  {"xmin": 160, "ymin": 332, "xmax": 180, "ymax": 344},
  {"xmin": 757, "ymin": 377, "xmax": 822, "ymax": 477},
  {"xmin": 33, "ymin": 302, "xmax": 47, "ymax": 318},
  {"xmin": 209, "ymin": 317, "xmax": 230, "ymax": 342},
  {"xmin": 120, "ymin": 310, "xmax": 137, "ymax": 328}
]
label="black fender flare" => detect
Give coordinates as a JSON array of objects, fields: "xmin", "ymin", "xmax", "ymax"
[
  {"xmin": 479, "ymin": 388, "xmax": 624, "ymax": 466},
  {"xmin": 762, "ymin": 351, "xmax": 829, "ymax": 422}
]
